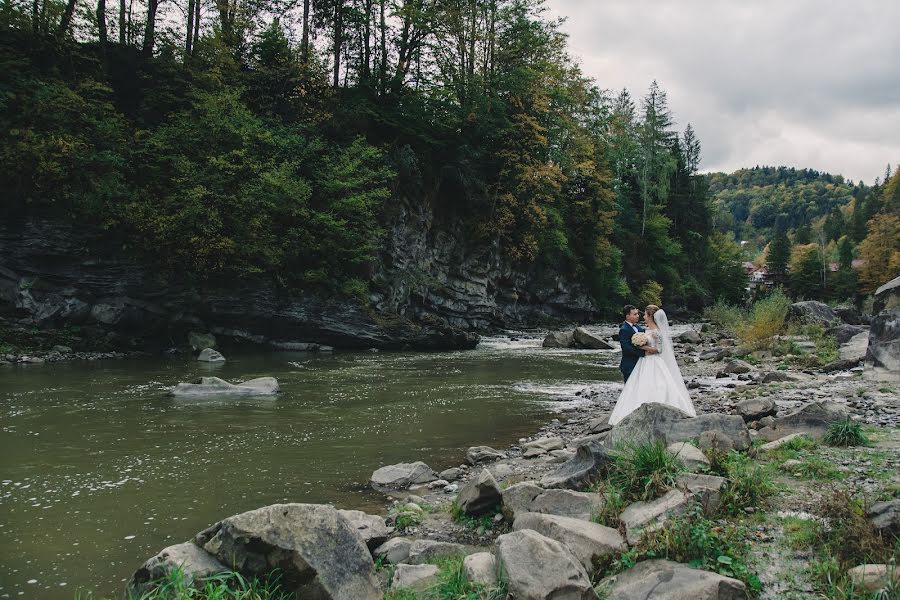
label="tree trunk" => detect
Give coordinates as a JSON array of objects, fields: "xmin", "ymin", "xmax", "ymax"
[
  {"xmin": 97, "ymin": 0, "xmax": 108, "ymax": 48},
  {"xmin": 301, "ymin": 0, "xmax": 310, "ymax": 62},
  {"xmin": 57, "ymin": 0, "xmax": 77, "ymax": 38},
  {"xmin": 185, "ymin": 0, "xmax": 194, "ymax": 57},
  {"xmin": 362, "ymin": 0, "xmax": 372, "ymax": 80},
  {"xmin": 118, "ymin": 0, "xmax": 125, "ymax": 44},
  {"xmin": 31, "ymin": 0, "xmax": 39, "ymax": 32},
  {"xmin": 192, "ymin": 0, "xmax": 200, "ymax": 53},
  {"xmin": 332, "ymin": 1, "xmax": 342, "ymax": 88},
  {"xmin": 142, "ymin": 0, "xmax": 158, "ymax": 56},
  {"xmin": 378, "ymin": 0, "xmax": 386, "ymax": 94}
]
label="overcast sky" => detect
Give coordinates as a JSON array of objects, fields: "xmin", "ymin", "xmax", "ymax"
[{"xmin": 544, "ymin": 0, "xmax": 900, "ymax": 184}]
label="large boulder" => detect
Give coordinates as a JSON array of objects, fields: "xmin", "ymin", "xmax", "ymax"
[
  {"xmin": 197, "ymin": 348, "xmax": 226, "ymax": 362},
  {"xmin": 540, "ymin": 442, "xmax": 617, "ymax": 489},
  {"xmin": 840, "ymin": 331, "xmax": 870, "ymax": 362},
  {"xmin": 466, "ymin": 446, "xmax": 505, "ymax": 465},
  {"xmin": 607, "ymin": 404, "xmax": 751, "ymax": 452},
  {"xmin": 390, "ymin": 564, "xmax": 439, "ymax": 592},
  {"xmin": 501, "ymin": 482, "xmax": 545, "ymax": 520},
  {"xmin": 406, "ymin": 540, "xmax": 467, "ymax": 565},
  {"xmin": 847, "ymin": 564, "xmax": 899, "ymax": 593},
  {"xmin": 456, "ymin": 469, "xmax": 502, "ymax": 516},
  {"xmin": 775, "ymin": 401, "xmax": 850, "ymax": 438},
  {"xmin": 865, "ymin": 281, "xmax": 900, "ymax": 381},
  {"xmin": 678, "ymin": 330, "xmax": 702, "ymax": 344},
  {"xmin": 370, "ymin": 462, "xmax": 437, "ymax": 492},
  {"xmin": 736, "ymin": 397, "xmax": 776, "ymax": 422},
  {"xmin": 373, "ymin": 538, "xmax": 413, "ymax": 564},
  {"xmin": 200, "ymin": 504, "xmax": 381, "ymax": 600},
  {"xmin": 867, "ymin": 499, "xmax": 900, "ymax": 540},
  {"xmin": 676, "ymin": 473, "xmax": 727, "ymax": 514},
  {"xmin": 170, "ymin": 376, "xmax": 278, "ymax": 396},
  {"xmin": 599, "ymin": 559, "xmax": 746, "ymax": 599},
  {"xmin": 513, "ymin": 512, "xmax": 626, "ymax": 571},
  {"xmin": 620, "ymin": 489, "xmax": 694, "ymax": 545},
  {"xmin": 527, "ymin": 489, "xmax": 604, "ymax": 522},
  {"xmin": 543, "ymin": 330, "xmax": 575, "ymax": 348},
  {"xmin": 127, "ymin": 542, "xmax": 226, "ymax": 597},
  {"xmin": 828, "ymin": 324, "xmax": 868, "ymax": 345},
  {"xmin": 463, "ymin": 552, "xmax": 498, "ymax": 588},
  {"xmin": 665, "ymin": 442, "xmax": 709, "ymax": 471},
  {"xmin": 495, "ymin": 529, "xmax": 595, "ymax": 600},
  {"xmin": 718, "ymin": 359, "xmax": 753, "ymax": 375},
  {"xmin": 834, "ymin": 304, "xmax": 865, "ymax": 325},
  {"xmin": 573, "ymin": 327, "xmax": 613, "ymax": 349},
  {"xmin": 787, "ymin": 301, "xmax": 840, "ymax": 325},
  {"xmin": 337, "ymin": 510, "xmax": 390, "ymax": 551}
]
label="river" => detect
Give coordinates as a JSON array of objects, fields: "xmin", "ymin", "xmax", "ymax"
[{"xmin": 0, "ymin": 330, "xmax": 625, "ymax": 598}]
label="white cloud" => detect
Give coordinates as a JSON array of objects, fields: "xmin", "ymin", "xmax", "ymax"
[{"xmin": 545, "ymin": 0, "xmax": 900, "ymax": 183}]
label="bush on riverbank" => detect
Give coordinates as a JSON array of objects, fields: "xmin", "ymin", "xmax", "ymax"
[{"xmin": 76, "ymin": 568, "xmax": 289, "ymax": 600}]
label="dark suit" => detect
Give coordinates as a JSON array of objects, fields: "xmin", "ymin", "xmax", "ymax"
[{"xmin": 619, "ymin": 321, "xmax": 645, "ymax": 383}]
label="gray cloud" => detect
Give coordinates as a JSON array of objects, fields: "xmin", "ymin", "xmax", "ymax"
[{"xmin": 545, "ymin": 0, "xmax": 900, "ymax": 183}]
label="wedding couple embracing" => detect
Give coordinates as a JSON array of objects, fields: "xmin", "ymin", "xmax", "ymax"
[{"xmin": 610, "ymin": 304, "xmax": 696, "ymax": 426}]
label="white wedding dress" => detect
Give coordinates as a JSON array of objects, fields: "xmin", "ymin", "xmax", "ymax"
[{"xmin": 608, "ymin": 309, "xmax": 696, "ymax": 425}]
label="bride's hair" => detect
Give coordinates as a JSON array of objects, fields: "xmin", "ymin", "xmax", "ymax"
[{"xmin": 645, "ymin": 304, "xmax": 660, "ymax": 321}]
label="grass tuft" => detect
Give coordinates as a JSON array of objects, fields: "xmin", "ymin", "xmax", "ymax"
[
  {"xmin": 718, "ymin": 452, "xmax": 776, "ymax": 515},
  {"xmin": 609, "ymin": 441, "xmax": 685, "ymax": 503},
  {"xmin": 74, "ymin": 567, "xmax": 291, "ymax": 600},
  {"xmin": 823, "ymin": 419, "xmax": 870, "ymax": 447}
]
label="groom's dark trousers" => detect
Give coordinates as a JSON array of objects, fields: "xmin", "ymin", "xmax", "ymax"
[{"xmin": 619, "ymin": 322, "xmax": 644, "ymax": 383}]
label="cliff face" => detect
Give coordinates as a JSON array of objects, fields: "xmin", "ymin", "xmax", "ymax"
[{"xmin": 0, "ymin": 203, "xmax": 597, "ymax": 350}]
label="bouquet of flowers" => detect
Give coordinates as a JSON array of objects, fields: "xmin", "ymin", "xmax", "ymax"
[{"xmin": 631, "ymin": 332, "xmax": 649, "ymax": 347}]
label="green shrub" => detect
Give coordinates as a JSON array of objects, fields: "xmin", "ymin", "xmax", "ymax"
[
  {"xmin": 609, "ymin": 441, "xmax": 685, "ymax": 503},
  {"xmin": 823, "ymin": 420, "xmax": 870, "ymax": 447},
  {"xmin": 589, "ymin": 482, "xmax": 628, "ymax": 528},
  {"xmin": 718, "ymin": 452, "xmax": 776, "ymax": 515},
  {"xmin": 735, "ymin": 289, "xmax": 791, "ymax": 350},
  {"xmin": 74, "ymin": 567, "xmax": 291, "ymax": 599},
  {"xmin": 610, "ymin": 507, "xmax": 762, "ymax": 593},
  {"xmin": 704, "ymin": 300, "xmax": 744, "ymax": 335}
]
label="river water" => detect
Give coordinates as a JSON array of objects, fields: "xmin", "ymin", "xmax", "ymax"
[{"xmin": 0, "ymin": 330, "xmax": 625, "ymax": 598}]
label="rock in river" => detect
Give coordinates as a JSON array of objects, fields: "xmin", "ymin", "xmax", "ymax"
[
  {"xmin": 197, "ymin": 348, "xmax": 226, "ymax": 362},
  {"xmin": 170, "ymin": 376, "xmax": 279, "ymax": 396},
  {"xmin": 370, "ymin": 461, "xmax": 437, "ymax": 492}
]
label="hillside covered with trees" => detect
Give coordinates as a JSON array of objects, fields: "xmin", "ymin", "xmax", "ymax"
[
  {"xmin": 1, "ymin": 0, "xmax": 749, "ymax": 322},
  {"xmin": 708, "ymin": 165, "xmax": 900, "ymax": 303}
]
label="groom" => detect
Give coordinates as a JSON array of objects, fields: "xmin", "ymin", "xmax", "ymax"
[{"xmin": 619, "ymin": 305, "xmax": 658, "ymax": 382}]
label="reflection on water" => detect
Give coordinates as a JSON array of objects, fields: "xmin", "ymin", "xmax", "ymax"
[{"xmin": 0, "ymin": 331, "xmax": 621, "ymax": 598}]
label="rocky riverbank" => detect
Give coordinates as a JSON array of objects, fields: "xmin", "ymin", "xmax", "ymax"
[{"xmin": 125, "ymin": 303, "xmax": 899, "ymax": 599}]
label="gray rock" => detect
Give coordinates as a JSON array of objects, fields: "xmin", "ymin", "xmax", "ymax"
[
  {"xmin": 775, "ymin": 401, "xmax": 850, "ymax": 438},
  {"xmin": 840, "ymin": 331, "xmax": 870, "ymax": 362},
  {"xmin": 573, "ymin": 327, "xmax": 613, "ymax": 349},
  {"xmin": 788, "ymin": 301, "xmax": 841, "ymax": 326},
  {"xmin": 501, "ymin": 482, "xmax": 545, "ymax": 520},
  {"xmin": 719, "ymin": 359, "xmax": 753, "ymax": 375},
  {"xmin": 676, "ymin": 473, "xmax": 726, "ymax": 514},
  {"xmin": 406, "ymin": 540, "xmax": 466, "ymax": 565},
  {"xmin": 829, "ymin": 324, "xmax": 868, "ymax": 345},
  {"xmin": 758, "ymin": 432, "xmax": 810, "ymax": 451},
  {"xmin": 865, "ymin": 304, "xmax": 900, "ymax": 382},
  {"xmin": 867, "ymin": 500, "xmax": 899, "ymax": 539},
  {"xmin": 391, "ymin": 564, "xmax": 439, "ymax": 592},
  {"xmin": 528, "ymin": 489, "xmax": 605, "ymax": 522},
  {"xmin": 513, "ymin": 512, "xmax": 626, "ymax": 571},
  {"xmin": 666, "ymin": 442, "xmax": 710, "ymax": 470},
  {"xmin": 463, "ymin": 552, "xmax": 497, "ymax": 588},
  {"xmin": 201, "ymin": 503, "xmax": 380, "ymax": 600},
  {"xmin": 847, "ymin": 564, "xmax": 899, "ymax": 592},
  {"xmin": 607, "ymin": 404, "xmax": 751, "ymax": 452},
  {"xmin": 543, "ymin": 330, "xmax": 575, "ymax": 348},
  {"xmin": 439, "ymin": 467, "xmax": 462, "ymax": 481},
  {"xmin": 337, "ymin": 510, "xmax": 390, "ymax": 551},
  {"xmin": 170, "ymin": 376, "xmax": 279, "ymax": 396},
  {"xmin": 52, "ymin": 344, "xmax": 72, "ymax": 354},
  {"xmin": 456, "ymin": 469, "xmax": 501, "ymax": 516},
  {"xmin": 540, "ymin": 442, "xmax": 617, "ymax": 489},
  {"xmin": 873, "ymin": 275, "xmax": 900, "ymax": 314},
  {"xmin": 599, "ymin": 559, "xmax": 746, "ymax": 599},
  {"xmin": 700, "ymin": 348, "xmax": 731, "ymax": 362},
  {"xmin": 523, "ymin": 437, "xmax": 565, "ymax": 453},
  {"xmin": 678, "ymin": 330, "xmax": 702, "ymax": 344},
  {"xmin": 620, "ymin": 489, "xmax": 693, "ymax": 545},
  {"xmin": 373, "ymin": 537, "xmax": 413, "ymax": 564},
  {"xmin": 465, "ymin": 446, "xmax": 505, "ymax": 465},
  {"xmin": 761, "ymin": 371, "xmax": 799, "ymax": 383},
  {"xmin": 697, "ymin": 431, "xmax": 735, "ymax": 453},
  {"xmin": 486, "ymin": 462, "xmax": 515, "ymax": 479},
  {"xmin": 370, "ymin": 462, "xmax": 437, "ymax": 492},
  {"xmin": 197, "ymin": 348, "xmax": 226, "ymax": 362},
  {"xmin": 821, "ymin": 358, "xmax": 863, "ymax": 373},
  {"xmin": 188, "ymin": 331, "xmax": 217, "ymax": 350},
  {"xmin": 835, "ymin": 304, "xmax": 865, "ymax": 325},
  {"xmin": 523, "ymin": 446, "xmax": 548, "ymax": 458},
  {"xmin": 495, "ymin": 529, "xmax": 595, "ymax": 600},
  {"xmin": 128, "ymin": 542, "xmax": 226, "ymax": 597},
  {"xmin": 736, "ymin": 397, "xmax": 777, "ymax": 422},
  {"xmin": 585, "ymin": 416, "xmax": 612, "ymax": 434}
]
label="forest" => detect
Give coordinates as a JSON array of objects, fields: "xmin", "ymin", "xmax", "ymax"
[
  {"xmin": 0, "ymin": 0, "xmax": 894, "ymax": 318},
  {"xmin": 709, "ymin": 165, "xmax": 900, "ymax": 303}
]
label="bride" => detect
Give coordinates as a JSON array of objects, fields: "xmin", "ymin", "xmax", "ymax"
[{"xmin": 608, "ymin": 304, "xmax": 696, "ymax": 425}]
